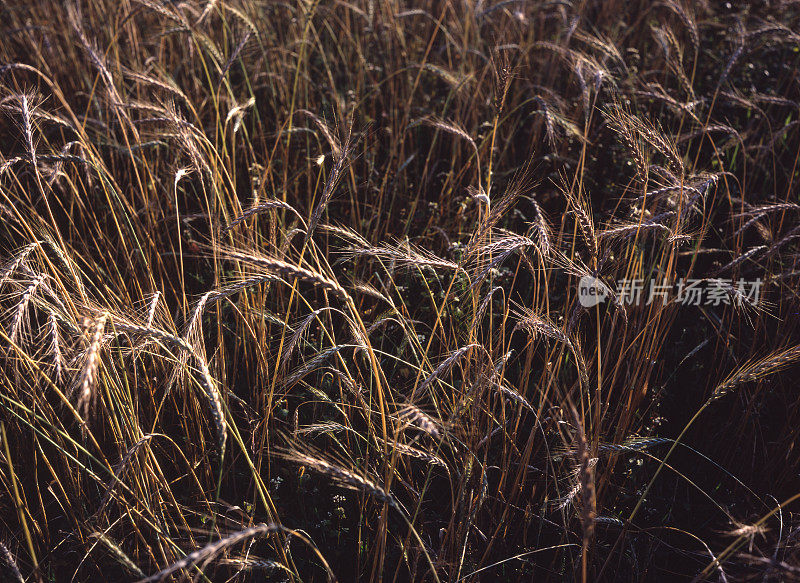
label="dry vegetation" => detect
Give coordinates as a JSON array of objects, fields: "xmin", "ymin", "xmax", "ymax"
[{"xmin": 0, "ymin": 0, "xmax": 799, "ymax": 580}]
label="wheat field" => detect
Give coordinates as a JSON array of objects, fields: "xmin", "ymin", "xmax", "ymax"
[{"xmin": 0, "ymin": 0, "xmax": 799, "ymax": 581}]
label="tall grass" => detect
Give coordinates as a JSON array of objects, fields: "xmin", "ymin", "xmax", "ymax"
[{"xmin": 0, "ymin": 0, "xmax": 799, "ymax": 580}]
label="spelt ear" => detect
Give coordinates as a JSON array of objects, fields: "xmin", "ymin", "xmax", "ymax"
[
  {"xmin": 412, "ymin": 343, "xmax": 481, "ymax": 399},
  {"xmin": 397, "ymin": 404, "xmax": 441, "ymax": 438},
  {"xmin": 568, "ymin": 405, "xmax": 596, "ymax": 552},
  {"xmin": 0, "ymin": 542, "xmax": 24, "ymax": 583},
  {"xmin": 74, "ymin": 312, "xmax": 108, "ymax": 419},
  {"xmin": 282, "ymin": 449, "xmax": 395, "ymax": 507},
  {"xmin": 221, "ymin": 249, "xmax": 351, "ymax": 300},
  {"xmin": 9, "ymin": 274, "xmax": 46, "ymax": 345},
  {"xmin": 712, "ymin": 345, "xmax": 800, "ymax": 402},
  {"xmin": 0, "ymin": 243, "xmax": 39, "ymax": 291},
  {"xmin": 306, "ymin": 129, "xmax": 354, "ymax": 243},
  {"xmin": 224, "ymin": 198, "xmax": 302, "ymax": 232},
  {"xmin": 135, "ymin": 524, "xmax": 288, "ymax": 583}
]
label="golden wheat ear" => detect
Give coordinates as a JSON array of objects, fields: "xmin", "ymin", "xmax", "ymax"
[
  {"xmin": 0, "ymin": 542, "xmax": 23, "ymax": 583},
  {"xmin": 711, "ymin": 345, "xmax": 800, "ymax": 402},
  {"xmin": 283, "ymin": 449, "xmax": 396, "ymax": 508},
  {"xmin": 72, "ymin": 312, "xmax": 107, "ymax": 420}
]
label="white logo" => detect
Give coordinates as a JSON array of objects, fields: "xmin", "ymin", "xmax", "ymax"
[{"xmin": 578, "ymin": 275, "xmax": 607, "ymax": 307}]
